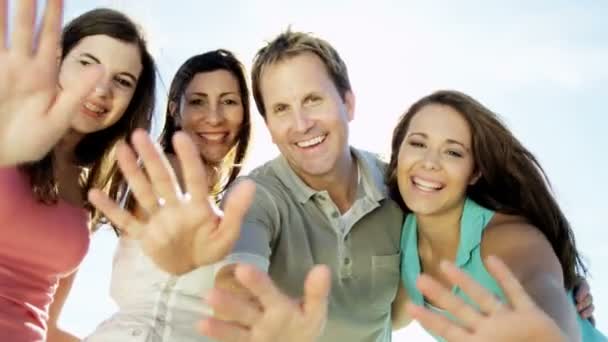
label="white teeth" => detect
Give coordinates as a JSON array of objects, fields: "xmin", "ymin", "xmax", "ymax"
[
  {"xmin": 296, "ymin": 135, "xmax": 326, "ymax": 148},
  {"xmin": 412, "ymin": 177, "xmax": 443, "ymax": 191},
  {"xmin": 199, "ymin": 133, "xmax": 226, "ymax": 142},
  {"xmin": 84, "ymin": 102, "xmax": 105, "ymax": 114}
]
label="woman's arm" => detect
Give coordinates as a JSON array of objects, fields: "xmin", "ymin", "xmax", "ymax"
[
  {"xmin": 47, "ymin": 272, "xmax": 80, "ymax": 342},
  {"xmin": 482, "ymin": 222, "xmax": 581, "ymax": 341}
]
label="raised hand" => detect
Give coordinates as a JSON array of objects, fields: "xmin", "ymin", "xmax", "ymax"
[
  {"xmin": 200, "ymin": 264, "xmax": 331, "ymax": 342},
  {"xmin": 406, "ymin": 256, "xmax": 570, "ymax": 342},
  {"xmin": 88, "ymin": 129, "xmax": 255, "ymax": 274},
  {"xmin": 0, "ymin": 0, "xmax": 103, "ymax": 166}
]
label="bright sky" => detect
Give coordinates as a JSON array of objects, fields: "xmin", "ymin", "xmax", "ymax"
[{"xmin": 43, "ymin": 0, "xmax": 608, "ymax": 340}]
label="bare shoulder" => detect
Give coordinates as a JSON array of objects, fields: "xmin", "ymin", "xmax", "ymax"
[{"xmin": 481, "ymin": 215, "xmax": 562, "ymax": 280}]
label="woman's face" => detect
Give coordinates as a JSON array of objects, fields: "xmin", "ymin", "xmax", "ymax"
[
  {"xmin": 58, "ymin": 34, "xmax": 143, "ymax": 134},
  {"xmin": 176, "ymin": 70, "xmax": 244, "ymax": 164},
  {"xmin": 397, "ymin": 104, "xmax": 479, "ymax": 217}
]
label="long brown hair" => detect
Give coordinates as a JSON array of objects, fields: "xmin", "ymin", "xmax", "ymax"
[
  {"xmin": 385, "ymin": 90, "xmax": 586, "ymax": 289},
  {"xmin": 18, "ymin": 8, "xmax": 157, "ymax": 231},
  {"xmin": 159, "ymin": 49, "xmax": 251, "ymax": 199}
]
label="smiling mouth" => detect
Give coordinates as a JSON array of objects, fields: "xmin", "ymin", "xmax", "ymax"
[
  {"xmin": 411, "ymin": 176, "xmax": 444, "ymax": 192},
  {"xmin": 197, "ymin": 132, "xmax": 228, "ymax": 142},
  {"xmin": 295, "ymin": 134, "xmax": 327, "ymax": 148},
  {"xmin": 83, "ymin": 101, "xmax": 108, "ymax": 117}
]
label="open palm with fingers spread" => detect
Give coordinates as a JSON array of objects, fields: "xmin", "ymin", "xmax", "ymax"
[
  {"xmin": 0, "ymin": 0, "xmax": 103, "ymax": 166},
  {"xmin": 200, "ymin": 264, "xmax": 331, "ymax": 342},
  {"xmin": 406, "ymin": 256, "xmax": 571, "ymax": 342},
  {"xmin": 88, "ymin": 130, "xmax": 255, "ymax": 274}
]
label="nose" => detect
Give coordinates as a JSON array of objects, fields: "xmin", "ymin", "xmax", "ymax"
[
  {"xmin": 293, "ymin": 109, "xmax": 314, "ymax": 133},
  {"xmin": 421, "ymin": 150, "xmax": 441, "ymax": 171},
  {"xmin": 204, "ymin": 104, "xmax": 225, "ymax": 126},
  {"xmin": 93, "ymin": 75, "xmax": 113, "ymax": 98}
]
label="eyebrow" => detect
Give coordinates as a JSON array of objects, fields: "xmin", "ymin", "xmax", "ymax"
[
  {"xmin": 79, "ymin": 53, "xmax": 138, "ymax": 83},
  {"xmin": 187, "ymin": 91, "xmax": 239, "ymax": 97},
  {"xmin": 407, "ymin": 132, "xmax": 470, "ymax": 150}
]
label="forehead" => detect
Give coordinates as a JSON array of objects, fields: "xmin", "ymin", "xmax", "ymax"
[
  {"xmin": 408, "ymin": 104, "xmax": 472, "ymax": 144},
  {"xmin": 68, "ymin": 34, "xmax": 143, "ymax": 76},
  {"xmin": 260, "ymin": 52, "xmax": 336, "ymax": 99},
  {"xmin": 185, "ymin": 70, "xmax": 240, "ymax": 94}
]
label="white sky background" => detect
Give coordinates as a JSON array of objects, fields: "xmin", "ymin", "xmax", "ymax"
[{"xmin": 22, "ymin": 0, "xmax": 606, "ymax": 339}]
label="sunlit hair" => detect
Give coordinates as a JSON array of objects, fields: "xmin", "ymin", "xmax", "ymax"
[
  {"xmin": 158, "ymin": 49, "xmax": 251, "ymax": 199},
  {"xmin": 385, "ymin": 90, "xmax": 586, "ymax": 289},
  {"xmin": 251, "ymin": 28, "xmax": 351, "ymax": 118},
  {"xmin": 18, "ymin": 8, "xmax": 157, "ymax": 231}
]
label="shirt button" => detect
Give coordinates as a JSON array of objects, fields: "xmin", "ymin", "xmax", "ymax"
[
  {"xmin": 344, "ymin": 257, "xmax": 351, "ymax": 265},
  {"xmin": 331, "ymin": 211, "xmax": 339, "ymax": 218},
  {"xmin": 131, "ymin": 328, "xmax": 143, "ymax": 336}
]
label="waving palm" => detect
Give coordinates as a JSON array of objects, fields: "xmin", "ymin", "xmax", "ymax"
[
  {"xmin": 88, "ymin": 130, "xmax": 255, "ymax": 274},
  {"xmin": 0, "ymin": 0, "xmax": 103, "ymax": 165}
]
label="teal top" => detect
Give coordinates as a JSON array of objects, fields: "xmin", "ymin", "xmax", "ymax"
[{"xmin": 400, "ymin": 198, "xmax": 606, "ymax": 341}]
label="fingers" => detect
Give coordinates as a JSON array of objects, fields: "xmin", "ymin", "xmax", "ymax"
[
  {"xmin": 172, "ymin": 131, "xmax": 210, "ymax": 203},
  {"xmin": 406, "ymin": 302, "xmax": 470, "ymax": 341},
  {"xmin": 576, "ymin": 294, "xmax": 593, "ymax": 313},
  {"xmin": 234, "ymin": 264, "xmax": 289, "ymax": 308},
  {"xmin": 415, "ymin": 273, "xmax": 483, "ymax": 328},
  {"xmin": 484, "ymin": 256, "xmax": 534, "ymax": 310},
  {"xmin": 0, "ymin": 0, "xmax": 7, "ymax": 50},
  {"xmin": 11, "ymin": 0, "xmax": 36, "ymax": 54},
  {"xmin": 88, "ymin": 189, "xmax": 142, "ymax": 237},
  {"xmin": 43, "ymin": 65, "xmax": 103, "ymax": 141},
  {"xmin": 199, "ymin": 316, "xmax": 250, "ymax": 342},
  {"xmin": 579, "ymin": 305, "xmax": 595, "ymax": 320},
  {"xmin": 439, "ymin": 260, "xmax": 505, "ymax": 315},
  {"xmin": 206, "ymin": 287, "xmax": 262, "ymax": 327},
  {"xmin": 574, "ymin": 277, "xmax": 590, "ymax": 302},
  {"xmin": 302, "ymin": 265, "xmax": 331, "ymax": 317},
  {"xmin": 216, "ymin": 179, "xmax": 255, "ymax": 245},
  {"xmin": 131, "ymin": 130, "xmax": 181, "ymax": 205},
  {"xmin": 115, "ymin": 140, "xmax": 159, "ymax": 214},
  {"xmin": 37, "ymin": 0, "xmax": 63, "ymax": 60}
]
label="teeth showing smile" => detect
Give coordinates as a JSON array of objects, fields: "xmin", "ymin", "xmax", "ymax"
[
  {"xmin": 84, "ymin": 102, "xmax": 106, "ymax": 115},
  {"xmin": 199, "ymin": 133, "xmax": 227, "ymax": 142},
  {"xmin": 412, "ymin": 176, "xmax": 444, "ymax": 192},
  {"xmin": 296, "ymin": 135, "xmax": 326, "ymax": 148}
]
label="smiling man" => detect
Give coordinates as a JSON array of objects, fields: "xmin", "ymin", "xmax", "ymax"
[{"xmin": 210, "ymin": 30, "xmax": 405, "ymax": 342}]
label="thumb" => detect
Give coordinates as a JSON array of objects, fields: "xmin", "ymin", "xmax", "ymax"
[
  {"xmin": 218, "ymin": 179, "xmax": 256, "ymax": 236},
  {"xmin": 44, "ymin": 65, "xmax": 104, "ymax": 137},
  {"xmin": 302, "ymin": 265, "xmax": 331, "ymax": 316}
]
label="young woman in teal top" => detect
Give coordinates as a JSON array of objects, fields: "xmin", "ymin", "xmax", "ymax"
[{"xmin": 386, "ymin": 90, "xmax": 605, "ymax": 341}]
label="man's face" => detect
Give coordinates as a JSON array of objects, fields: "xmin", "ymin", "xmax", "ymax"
[{"xmin": 259, "ymin": 52, "xmax": 355, "ymax": 182}]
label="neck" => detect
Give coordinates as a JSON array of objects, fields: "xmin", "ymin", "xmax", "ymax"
[
  {"xmin": 205, "ymin": 162, "xmax": 221, "ymax": 191},
  {"xmin": 53, "ymin": 130, "xmax": 84, "ymax": 166},
  {"xmin": 415, "ymin": 200, "xmax": 466, "ymax": 260},
  {"xmin": 296, "ymin": 148, "xmax": 358, "ymax": 213}
]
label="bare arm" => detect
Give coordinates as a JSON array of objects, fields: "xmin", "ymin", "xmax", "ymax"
[
  {"xmin": 482, "ymin": 222, "xmax": 581, "ymax": 341},
  {"xmin": 47, "ymin": 272, "xmax": 80, "ymax": 342},
  {"xmin": 391, "ymin": 283, "xmax": 412, "ymax": 330}
]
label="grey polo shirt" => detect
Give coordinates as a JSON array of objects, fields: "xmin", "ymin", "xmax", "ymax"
[{"xmin": 218, "ymin": 148, "xmax": 404, "ymax": 342}]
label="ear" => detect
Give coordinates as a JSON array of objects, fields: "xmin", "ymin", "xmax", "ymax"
[
  {"xmin": 469, "ymin": 170, "xmax": 482, "ymax": 185},
  {"xmin": 344, "ymin": 90, "xmax": 355, "ymax": 122},
  {"xmin": 56, "ymin": 48, "xmax": 62, "ymax": 67},
  {"xmin": 168, "ymin": 100, "xmax": 181, "ymax": 126}
]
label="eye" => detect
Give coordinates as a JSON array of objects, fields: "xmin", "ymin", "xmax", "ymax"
[
  {"xmin": 222, "ymin": 98, "xmax": 239, "ymax": 105},
  {"xmin": 116, "ymin": 78, "xmax": 134, "ymax": 88},
  {"xmin": 79, "ymin": 60, "xmax": 92, "ymax": 66},
  {"xmin": 273, "ymin": 104, "xmax": 288, "ymax": 115},
  {"xmin": 408, "ymin": 140, "xmax": 425, "ymax": 148},
  {"xmin": 446, "ymin": 150, "xmax": 464, "ymax": 158},
  {"xmin": 189, "ymin": 98, "xmax": 204, "ymax": 106},
  {"xmin": 304, "ymin": 95, "xmax": 322, "ymax": 105}
]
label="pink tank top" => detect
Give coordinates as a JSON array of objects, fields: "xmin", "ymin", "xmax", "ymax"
[{"xmin": 0, "ymin": 168, "xmax": 90, "ymax": 341}]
